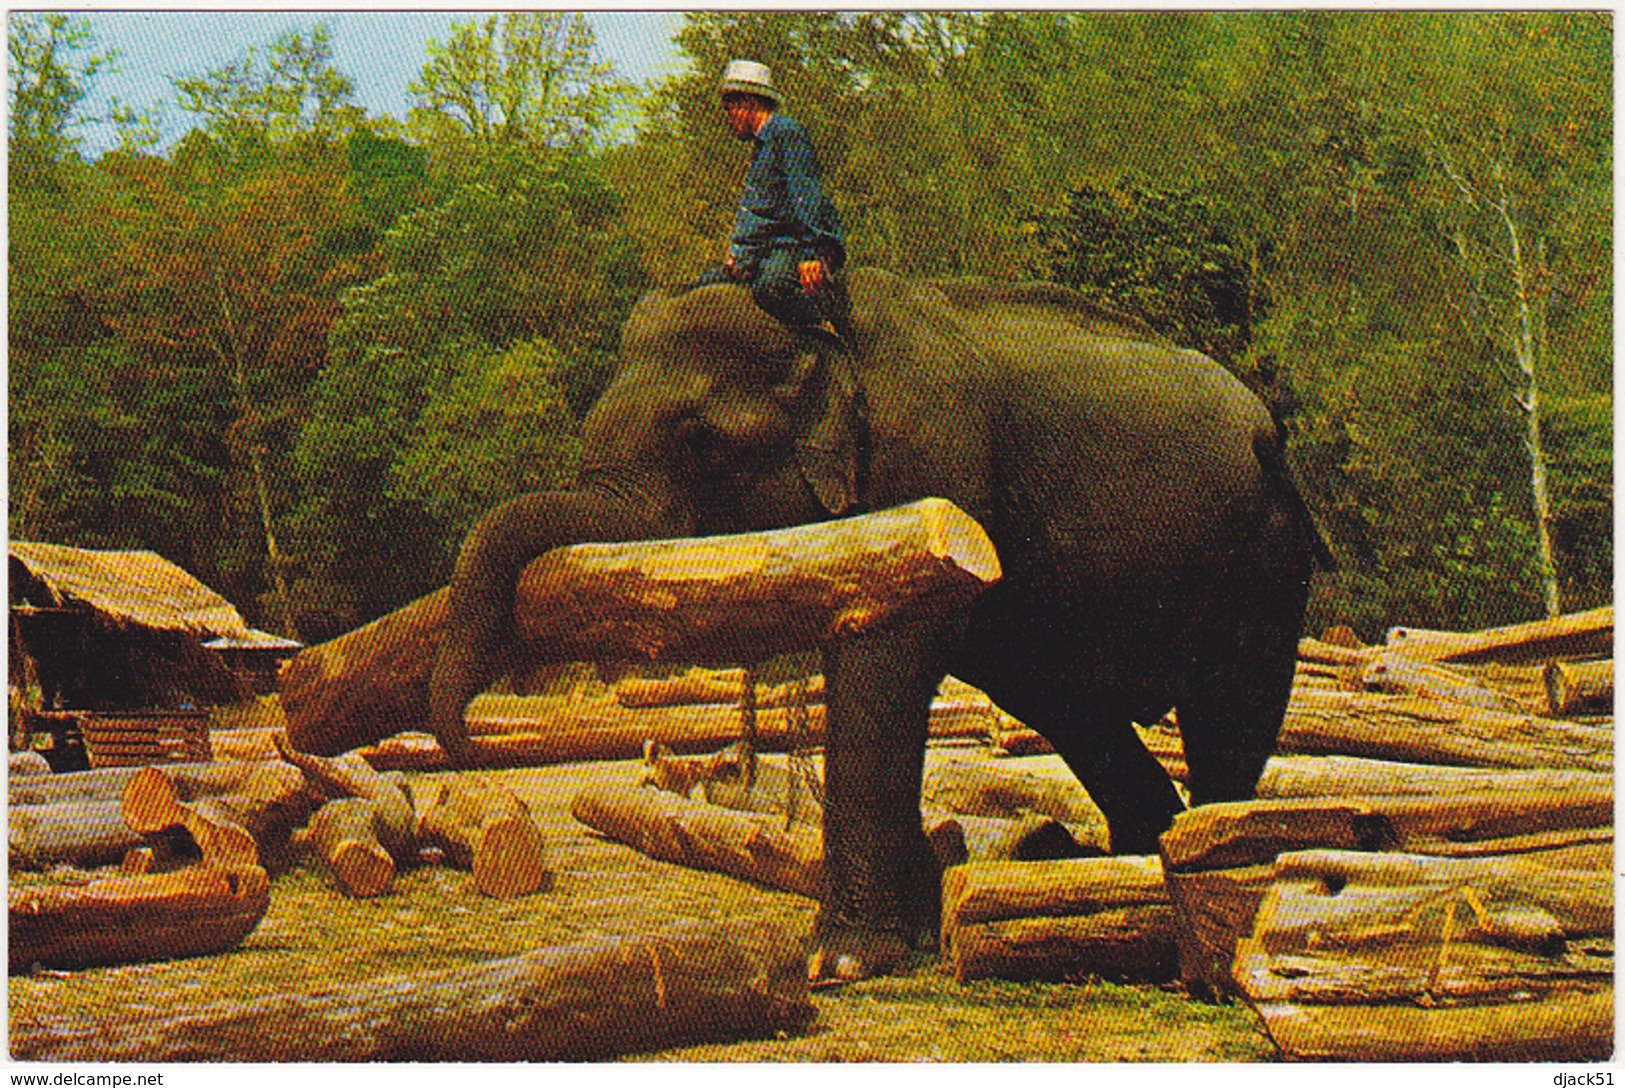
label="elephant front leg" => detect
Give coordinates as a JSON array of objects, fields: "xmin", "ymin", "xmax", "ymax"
[{"xmin": 812, "ymin": 620, "xmax": 955, "ymax": 983}]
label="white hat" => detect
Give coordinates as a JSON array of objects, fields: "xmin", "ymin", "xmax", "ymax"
[{"xmin": 719, "ymin": 59, "xmax": 781, "ymax": 106}]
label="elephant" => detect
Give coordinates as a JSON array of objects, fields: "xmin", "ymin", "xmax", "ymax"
[{"xmin": 428, "ymin": 268, "xmax": 1323, "ymax": 982}]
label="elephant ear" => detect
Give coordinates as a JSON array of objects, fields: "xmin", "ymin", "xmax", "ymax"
[{"xmin": 774, "ymin": 348, "xmax": 865, "ymax": 516}]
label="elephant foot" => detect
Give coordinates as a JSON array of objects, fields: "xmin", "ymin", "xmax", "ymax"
[{"xmin": 806, "ymin": 916, "xmax": 937, "ymax": 986}]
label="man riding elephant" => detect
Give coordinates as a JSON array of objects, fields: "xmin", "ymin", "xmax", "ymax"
[{"xmin": 697, "ymin": 59, "xmax": 852, "ymax": 347}]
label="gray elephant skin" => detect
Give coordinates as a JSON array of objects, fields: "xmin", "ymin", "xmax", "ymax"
[{"xmin": 429, "ymin": 268, "xmax": 1321, "ymax": 981}]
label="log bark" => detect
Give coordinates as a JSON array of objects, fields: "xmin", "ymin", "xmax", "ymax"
[
  {"xmin": 1277, "ymin": 689, "xmax": 1611, "ymax": 772},
  {"xmin": 1256, "ymin": 754, "xmax": 1613, "ymax": 801},
  {"xmin": 1384, "ymin": 605, "xmax": 1612, "ymax": 665},
  {"xmin": 281, "ymin": 498, "xmax": 1001, "ymax": 755},
  {"xmin": 9, "ymin": 800, "xmax": 143, "ymax": 871},
  {"xmin": 1233, "ymin": 848, "xmax": 1613, "ymax": 1061},
  {"xmin": 353, "ymin": 696, "xmax": 989, "ymax": 772},
  {"xmin": 1159, "ymin": 791, "xmax": 1613, "ymax": 999},
  {"xmin": 418, "ymin": 778, "xmax": 549, "ymax": 899},
  {"xmin": 571, "ymin": 784, "xmax": 823, "ymax": 899},
  {"xmin": 1352, "ymin": 652, "xmax": 1529, "ymax": 713},
  {"xmin": 1544, "ymin": 658, "xmax": 1613, "ymax": 717},
  {"xmin": 9, "ymin": 866, "xmax": 269, "ymax": 975},
  {"xmin": 121, "ymin": 762, "xmax": 310, "ymax": 869},
  {"xmin": 11, "ymin": 919, "xmax": 814, "ymax": 1061},
  {"xmin": 615, "ymin": 668, "xmax": 827, "ymax": 709},
  {"xmin": 921, "ymin": 757, "xmax": 1110, "ymax": 851},
  {"xmin": 941, "ymin": 857, "xmax": 1174, "ymax": 983},
  {"xmin": 9, "ymin": 761, "xmax": 260, "ymax": 808},
  {"xmin": 306, "ymin": 798, "xmax": 398, "ymax": 899}
]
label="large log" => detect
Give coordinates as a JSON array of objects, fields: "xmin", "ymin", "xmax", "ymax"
[
  {"xmin": 11, "ymin": 919, "xmax": 814, "ymax": 1061},
  {"xmin": 1256, "ymin": 754, "xmax": 1613, "ymax": 801},
  {"xmin": 271, "ymin": 734, "xmax": 414, "ymax": 865},
  {"xmin": 1384, "ymin": 605, "xmax": 1612, "ymax": 665},
  {"xmin": 418, "ymin": 778, "xmax": 549, "ymax": 898},
  {"xmin": 571, "ymin": 784, "xmax": 823, "ymax": 899},
  {"xmin": 1277, "ymin": 689, "xmax": 1611, "ymax": 772},
  {"xmin": 282, "ymin": 498, "xmax": 1001, "ymax": 755},
  {"xmin": 8, "ymin": 761, "xmax": 262, "ymax": 808},
  {"xmin": 8, "ymin": 800, "xmax": 144, "ymax": 871},
  {"xmin": 940, "ymin": 857, "xmax": 1175, "ymax": 983},
  {"xmin": 10, "ymin": 866, "xmax": 269, "ymax": 975},
  {"xmin": 1352, "ymin": 652, "xmax": 1528, "ymax": 713},
  {"xmin": 353, "ymin": 696, "xmax": 990, "ymax": 772},
  {"xmin": 615, "ymin": 668, "xmax": 828, "ymax": 709},
  {"xmin": 1233, "ymin": 849, "xmax": 1612, "ymax": 1061},
  {"xmin": 1159, "ymin": 791, "xmax": 1613, "ymax": 999}
]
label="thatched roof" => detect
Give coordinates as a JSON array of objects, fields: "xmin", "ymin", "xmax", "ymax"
[{"xmin": 9, "ymin": 542, "xmax": 254, "ymax": 640}]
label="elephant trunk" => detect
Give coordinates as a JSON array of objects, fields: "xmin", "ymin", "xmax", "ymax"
[{"xmin": 428, "ymin": 476, "xmax": 690, "ymax": 764}]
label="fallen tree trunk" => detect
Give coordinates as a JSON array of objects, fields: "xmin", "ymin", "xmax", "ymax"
[
  {"xmin": 272, "ymin": 735, "xmax": 414, "ymax": 865},
  {"xmin": 1159, "ymin": 791, "xmax": 1613, "ymax": 999},
  {"xmin": 354, "ymin": 696, "xmax": 990, "ymax": 772},
  {"xmin": 1255, "ymin": 754, "xmax": 1613, "ymax": 801},
  {"xmin": 419, "ymin": 778, "xmax": 549, "ymax": 899},
  {"xmin": 11, "ymin": 919, "xmax": 814, "ymax": 1062},
  {"xmin": 1234, "ymin": 849, "xmax": 1612, "ymax": 1061},
  {"xmin": 1544, "ymin": 659, "xmax": 1613, "ymax": 717},
  {"xmin": 940, "ymin": 857, "xmax": 1174, "ymax": 983},
  {"xmin": 9, "ymin": 751, "xmax": 51, "ymax": 777},
  {"xmin": 1352, "ymin": 652, "xmax": 1528, "ymax": 713},
  {"xmin": 121, "ymin": 762, "xmax": 310, "ymax": 870},
  {"xmin": 1277, "ymin": 689, "xmax": 1611, "ymax": 773},
  {"xmin": 614, "ymin": 669, "xmax": 828, "ymax": 709},
  {"xmin": 282, "ymin": 498, "xmax": 1001, "ymax": 755},
  {"xmin": 571, "ymin": 784, "xmax": 823, "ymax": 899},
  {"xmin": 8, "ymin": 761, "xmax": 261, "ymax": 808},
  {"xmin": 8, "ymin": 800, "xmax": 143, "ymax": 871},
  {"xmin": 10, "ymin": 866, "xmax": 269, "ymax": 975},
  {"xmin": 1384, "ymin": 606, "xmax": 1613, "ymax": 665}
]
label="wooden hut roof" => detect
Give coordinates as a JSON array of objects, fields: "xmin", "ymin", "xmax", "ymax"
[{"xmin": 9, "ymin": 542, "xmax": 254, "ymax": 640}]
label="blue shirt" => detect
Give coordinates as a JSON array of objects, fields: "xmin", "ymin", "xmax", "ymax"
[{"xmin": 730, "ymin": 114, "xmax": 846, "ymax": 272}]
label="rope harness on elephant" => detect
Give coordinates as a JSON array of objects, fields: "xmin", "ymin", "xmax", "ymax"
[{"xmin": 738, "ymin": 666, "xmax": 825, "ymax": 830}]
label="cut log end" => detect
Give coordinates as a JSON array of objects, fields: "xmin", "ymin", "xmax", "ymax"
[
  {"xmin": 919, "ymin": 496, "xmax": 1003, "ymax": 584},
  {"xmin": 329, "ymin": 839, "xmax": 396, "ymax": 899},
  {"xmin": 472, "ymin": 817, "xmax": 549, "ymax": 899}
]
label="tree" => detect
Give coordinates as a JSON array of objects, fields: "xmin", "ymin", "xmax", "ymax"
[
  {"xmin": 7, "ymin": 12, "xmax": 114, "ymax": 184},
  {"xmin": 408, "ymin": 12, "xmax": 629, "ymax": 174}
]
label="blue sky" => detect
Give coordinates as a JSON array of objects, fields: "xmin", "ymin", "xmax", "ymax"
[{"xmin": 58, "ymin": 10, "xmax": 690, "ymax": 154}]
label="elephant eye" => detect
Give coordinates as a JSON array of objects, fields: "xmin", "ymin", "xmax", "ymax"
[{"xmin": 675, "ymin": 415, "xmax": 721, "ymax": 458}]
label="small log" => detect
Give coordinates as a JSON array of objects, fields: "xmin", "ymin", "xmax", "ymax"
[
  {"xmin": 121, "ymin": 762, "xmax": 309, "ymax": 869},
  {"xmin": 1278, "ymin": 689, "xmax": 1611, "ymax": 772},
  {"xmin": 9, "ymin": 866, "xmax": 269, "ymax": 975},
  {"xmin": 9, "ymin": 800, "xmax": 143, "ymax": 871},
  {"xmin": 1234, "ymin": 849, "xmax": 1613, "ymax": 1061},
  {"xmin": 1544, "ymin": 658, "xmax": 1613, "ymax": 717},
  {"xmin": 1256, "ymin": 754, "xmax": 1613, "ymax": 801},
  {"xmin": 418, "ymin": 778, "xmax": 549, "ymax": 898},
  {"xmin": 11, "ymin": 919, "xmax": 814, "ymax": 1061},
  {"xmin": 9, "ymin": 750, "xmax": 52, "ymax": 776},
  {"xmin": 306, "ymin": 798, "xmax": 398, "ymax": 898},
  {"xmin": 1385, "ymin": 606, "xmax": 1612, "ymax": 665},
  {"xmin": 941, "ymin": 857, "xmax": 1174, "ymax": 983},
  {"xmin": 1296, "ymin": 637, "xmax": 1372, "ymax": 667},
  {"xmin": 273, "ymin": 734, "xmax": 414, "ymax": 864},
  {"xmin": 921, "ymin": 757, "xmax": 1110, "ymax": 851},
  {"xmin": 282, "ymin": 498, "xmax": 1002, "ymax": 755},
  {"xmin": 571, "ymin": 784, "xmax": 823, "ymax": 899},
  {"xmin": 1159, "ymin": 791, "xmax": 1613, "ymax": 999}
]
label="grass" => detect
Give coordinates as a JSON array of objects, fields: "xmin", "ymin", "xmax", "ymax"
[{"xmin": 9, "ymin": 752, "xmax": 1274, "ymax": 1063}]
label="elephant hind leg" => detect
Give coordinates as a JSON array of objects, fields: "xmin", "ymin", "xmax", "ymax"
[
  {"xmin": 1176, "ymin": 607, "xmax": 1301, "ymax": 808},
  {"xmin": 974, "ymin": 675, "xmax": 1185, "ymax": 856}
]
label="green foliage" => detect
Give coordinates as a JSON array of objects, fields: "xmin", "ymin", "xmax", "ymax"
[{"xmin": 1035, "ymin": 177, "xmax": 1259, "ymax": 365}]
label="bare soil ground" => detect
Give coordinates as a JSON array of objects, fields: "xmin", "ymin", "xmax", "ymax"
[{"xmin": 9, "ymin": 751, "xmax": 1273, "ymax": 1063}]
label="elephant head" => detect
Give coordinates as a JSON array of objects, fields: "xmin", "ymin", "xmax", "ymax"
[{"xmin": 428, "ymin": 283, "xmax": 866, "ymax": 763}]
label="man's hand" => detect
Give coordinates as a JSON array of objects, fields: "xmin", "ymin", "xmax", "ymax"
[
  {"xmin": 798, "ymin": 259, "xmax": 828, "ymax": 293},
  {"xmin": 723, "ymin": 255, "xmax": 747, "ymax": 281}
]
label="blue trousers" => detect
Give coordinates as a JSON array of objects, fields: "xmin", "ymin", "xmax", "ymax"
[{"xmin": 698, "ymin": 249, "xmax": 849, "ymax": 335}]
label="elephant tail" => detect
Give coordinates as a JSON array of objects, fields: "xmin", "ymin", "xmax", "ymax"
[{"xmin": 1253, "ymin": 426, "xmax": 1337, "ymax": 573}]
